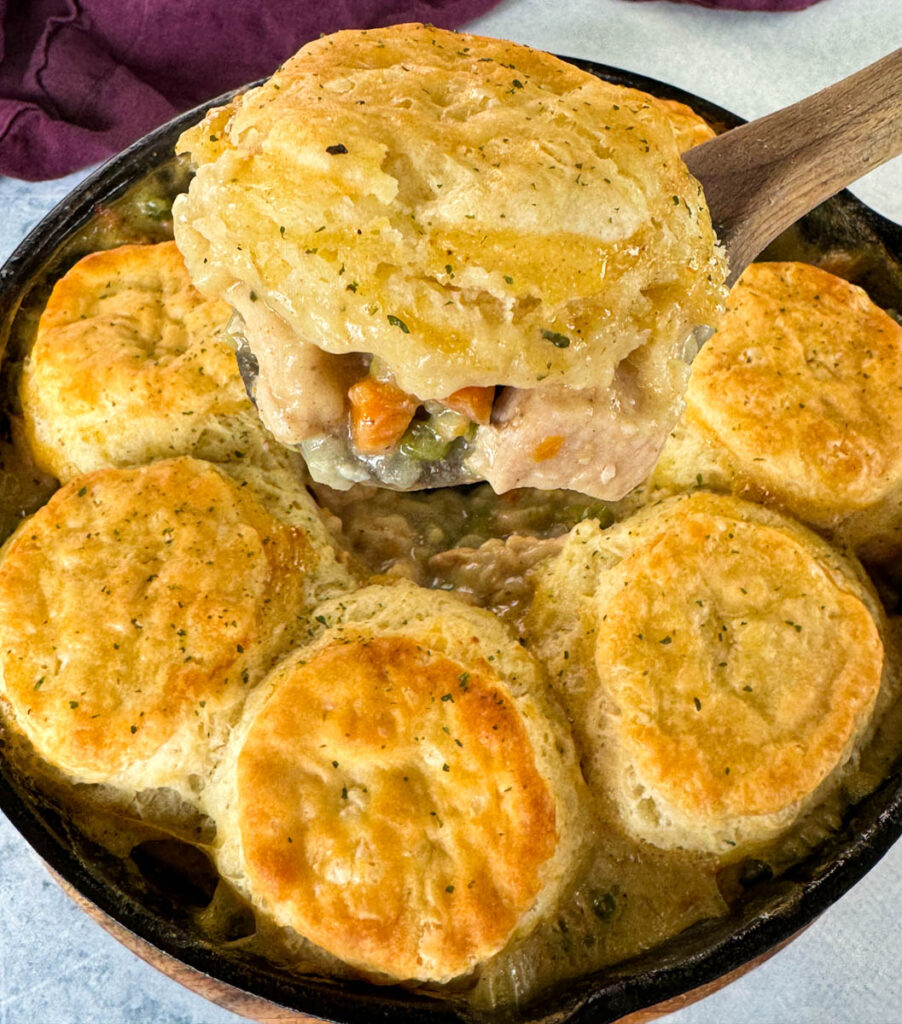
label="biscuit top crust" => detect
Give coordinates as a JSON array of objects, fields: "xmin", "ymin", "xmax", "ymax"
[
  {"xmin": 174, "ymin": 24, "xmax": 725, "ymax": 401},
  {"xmin": 657, "ymin": 98, "xmax": 717, "ymax": 151},
  {"xmin": 686, "ymin": 261, "xmax": 902, "ymax": 520},
  {"xmin": 0, "ymin": 458, "xmax": 317, "ymax": 782},
  {"xmin": 236, "ymin": 634, "xmax": 558, "ymax": 982},
  {"xmin": 593, "ymin": 503, "xmax": 883, "ymax": 825},
  {"xmin": 526, "ymin": 492, "xmax": 885, "ymax": 852},
  {"xmin": 21, "ymin": 242, "xmax": 246, "ymax": 481}
]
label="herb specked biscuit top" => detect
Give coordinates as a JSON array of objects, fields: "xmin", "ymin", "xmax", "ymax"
[
  {"xmin": 20, "ymin": 242, "xmax": 265, "ymax": 481},
  {"xmin": 527, "ymin": 492, "xmax": 886, "ymax": 854},
  {"xmin": 207, "ymin": 581, "xmax": 586, "ymax": 982},
  {"xmin": 0, "ymin": 457, "xmax": 351, "ymax": 790}
]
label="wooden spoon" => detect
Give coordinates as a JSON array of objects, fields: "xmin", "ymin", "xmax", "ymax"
[{"xmin": 682, "ymin": 47, "xmax": 902, "ymax": 286}]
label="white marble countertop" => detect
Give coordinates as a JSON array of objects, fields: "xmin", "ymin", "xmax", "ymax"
[{"xmin": 2, "ymin": 1, "xmax": 902, "ymax": 1021}]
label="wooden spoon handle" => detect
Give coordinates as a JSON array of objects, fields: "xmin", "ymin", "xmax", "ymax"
[{"xmin": 683, "ymin": 47, "xmax": 902, "ymax": 284}]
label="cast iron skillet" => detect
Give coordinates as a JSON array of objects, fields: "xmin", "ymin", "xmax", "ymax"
[{"xmin": 2, "ymin": 58, "xmax": 902, "ymax": 1024}]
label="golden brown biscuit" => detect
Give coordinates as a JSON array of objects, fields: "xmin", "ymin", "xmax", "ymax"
[
  {"xmin": 0, "ymin": 457, "xmax": 351, "ymax": 790},
  {"xmin": 650, "ymin": 262, "xmax": 902, "ymax": 561},
  {"xmin": 174, "ymin": 24, "xmax": 726, "ymax": 497},
  {"xmin": 20, "ymin": 241, "xmax": 283, "ymax": 482},
  {"xmin": 658, "ymin": 98, "xmax": 717, "ymax": 152},
  {"xmin": 209, "ymin": 582, "xmax": 585, "ymax": 982},
  {"xmin": 527, "ymin": 492, "xmax": 886, "ymax": 854}
]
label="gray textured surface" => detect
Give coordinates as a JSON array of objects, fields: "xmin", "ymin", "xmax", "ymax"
[{"xmin": 2, "ymin": 1, "xmax": 902, "ymax": 1021}]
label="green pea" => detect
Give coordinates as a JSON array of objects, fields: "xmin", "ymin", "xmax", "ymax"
[{"xmin": 399, "ymin": 423, "xmax": 451, "ymax": 462}]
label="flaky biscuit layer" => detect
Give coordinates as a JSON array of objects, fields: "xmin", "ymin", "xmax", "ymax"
[
  {"xmin": 651, "ymin": 262, "xmax": 902, "ymax": 560},
  {"xmin": 208, "ymin": 581, "xmax": 585, "ymax": 982},
  {"xmin": 0, "ymin": 457, "xmax": 351, "ymax": 790},
  {"xmin": 174, "ymin": 24, "xmax": 725, "ymax": 401},
  {"xmin": 20, "ymin": 241, "xmax": 282, "ymax": 481},
  {"xmin": 527, "ymin": 492, "xmax": 885, "ymax": 854}
]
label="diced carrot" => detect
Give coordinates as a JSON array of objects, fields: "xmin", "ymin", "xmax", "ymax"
[
  {"xmin": 349, "ymin": 376, "xmax": 419, "ymax": 454},
  {"xmin": 442, "ymin": 386, "xmax": 495, "ymax": 425}
]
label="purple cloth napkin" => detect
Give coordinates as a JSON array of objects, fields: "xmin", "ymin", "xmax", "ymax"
[{"xmin": 0, "ymin": 0, "xmax": 502, "ymax": 181}]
